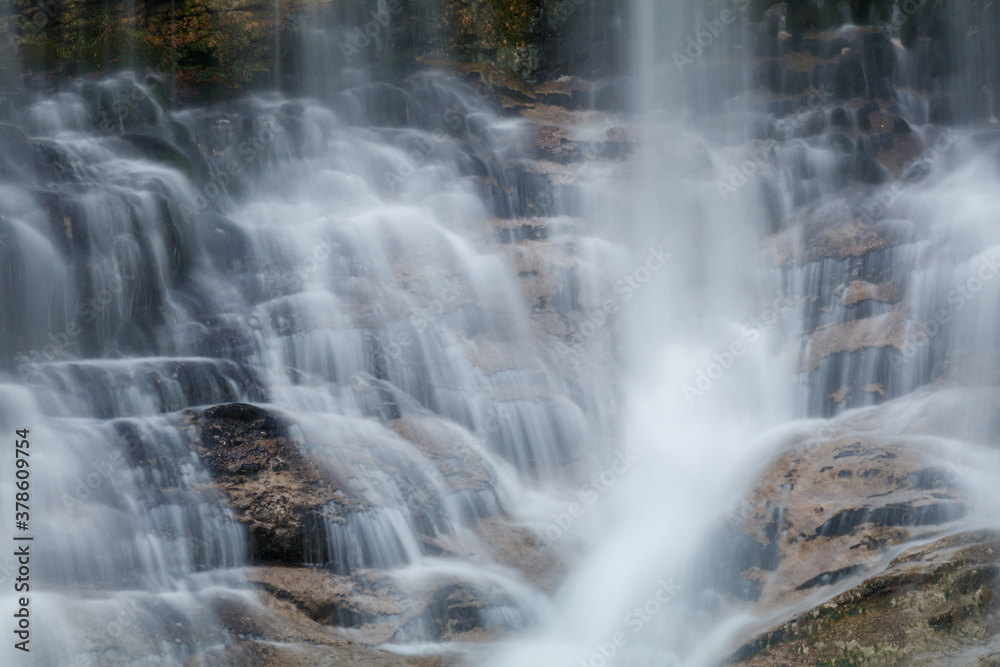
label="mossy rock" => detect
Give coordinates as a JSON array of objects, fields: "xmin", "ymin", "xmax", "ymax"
[{"xmin": 729, "ymin": 530, "xmax": 1000, "ymax": 666}]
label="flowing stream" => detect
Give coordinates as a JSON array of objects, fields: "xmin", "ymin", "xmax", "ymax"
[{"xmin": 2, "ymin": 0, "xmax": 1000, "ymax": 665}]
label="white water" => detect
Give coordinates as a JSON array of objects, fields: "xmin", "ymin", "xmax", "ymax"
[
  {"xmin": 487, "ymin": 0, "xmax": 1000, "ymax": 665},
  {"xmin": 0, "ymin": 68, "xmax": 619, "ymax": 663},
  {"xmin": 1, "ymin": 0, "xmax": 1000, "ymax": 665}
]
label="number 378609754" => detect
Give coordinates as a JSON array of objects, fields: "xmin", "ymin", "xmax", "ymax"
[{"xmin": 14, "ymin": 429, "xmax": 30, "ymax": 528}]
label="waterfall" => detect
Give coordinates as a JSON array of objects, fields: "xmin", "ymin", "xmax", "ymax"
[
  {"xmin": 2, "ymin": 0, "xmax": 1000, "ymax": 665},
  {"xmin": 0, "ymin": 58, "xmax": 611, "ymax": 667},
  {"xmin": 487, "ymin": 0, "xmax": 1000, "ymax": 665}
]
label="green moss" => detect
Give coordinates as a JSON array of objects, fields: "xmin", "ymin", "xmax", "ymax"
[
  {"xmin": 444, "ymin": 0, "xmax": 545, "ymax": 82},
  {"xmin": 8, "ymin": 0, "xmax": 297, "ymax": 93}
]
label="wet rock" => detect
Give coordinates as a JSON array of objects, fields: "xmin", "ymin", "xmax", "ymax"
[
  {"xmin": 757, "ymin": 61, "xmax": 782, "ymax": 93},
  {"xmin": 723, "ymin": 427, "xmax": 969, "ymax": 612},
  {"xmin": 729, "ymin": 530, "xmax": 1000, "ymax": 666},
  {"xmin": 764, "ymin": 213, "xmax": 915, "ymax": 266},
  {"xmin": 830, "ymin": 107, "xmax": 852, "ymax": 128},
  {"xmin": 754, "ymin": 16, "xmax": 780, "ymax": 58},
  {"xmin": 835, "ymin": 54, "xmax": 868, "ymax": 100},
  {"xmin": 858, "ymin": 29, "xmax": 896, "ymax": 96},
  {"xmin": 801, "ymin": 305, "xmax": 912, "ymax": 373},
  {"xmin": 473, "ymin": 516, "xmax": 565, "ymax": 593},
  {"xmin": 116, "ymin": 133, "xmax": 196, "ymax": 178},
  {"xmin": 211, "ymin": 579, "xmax": 450, "ymax": 666},
  {"xmin": 930, "ymin": 92, "xmax": 953, "ymax": 125},
  {"xmin": 391, "ymin": 582, "xmax": 520, "ymax": 643},
  {"xmin": 526, "ymin": 120, "xmax": 631, "ymax": 168},
  {"xmin": 247, "ymin": 565, "xmax": 522, "ymax": 649},
  {"xmin": 194, "ymin": 403, "xmax": 348, "ymax": 563},
  {"xmin": 0, "ymin": 123, "xmax": 35, "ymax": 180},
  {"xmin": 22, "ymin": 360, "xmax": 265, "ymax": 418}
]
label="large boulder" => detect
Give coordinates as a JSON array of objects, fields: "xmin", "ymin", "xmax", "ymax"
[
  {"xmin": 194, "ymin": 403, "xmax": 349, "ymax": 563},
  {"xmin": 716, "ymin": 423, "xmax": 969, "ymax": 610},
  {"xmin": 729, "ymin": 530, "xmax": 1000, "ymax": 666}
]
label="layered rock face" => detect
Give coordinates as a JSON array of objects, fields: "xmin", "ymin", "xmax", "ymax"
[
  {"xmin": 0, "ymin": 0, "xmax": 627, "ymax": 98},
  {"xmin": 692, "ymin": 389, "xmax": 1000, "ymax": 665},
  {"xmin": 6, "ymin": 1, "xmax": 1000, "ymax": 665},
  {"xmin": 730, "ymin": 530, "xmax": 1000, "ymax": 666},
  {"xmin": 149, "ymin": 65, "xmax": 628, "ymax": 660},
  {"xmin": 688, "ymin": 4, "xmax": 1000, "ymax": 662}
]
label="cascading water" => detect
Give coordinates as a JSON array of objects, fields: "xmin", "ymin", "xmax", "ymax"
[
  {"xmin": 0, "ymin": 43, "xmax": 617, "ymax": 667},
  {"xmin": 489, "ymin": 0, "xmax": 1000, "ymax": 665},
  {"xmin": 3, "ymin": 0, "xmax": 1000, "ymax": 665}
]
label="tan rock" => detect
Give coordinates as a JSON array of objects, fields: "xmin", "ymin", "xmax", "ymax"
[
  {"xmin": 729, "ymin": 530, "xmax": 1000, "ymax": 666},
  {"xmin": 726, "ymin": 431, "xmax": 968, "ymax": 612}
]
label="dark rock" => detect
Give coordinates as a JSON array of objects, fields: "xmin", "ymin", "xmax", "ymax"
[
  {"xmin": 835, "ymin": 54, "xmax": 867, "ymax": 99},
  {"xmin": 755, "ymin": 16, "xmax": 780, "ymax": 58},
  {"xmin": 857, "ymin": 100, "xmax": 881, "ymax": 117},
  {"xmin": 757, "ymin": 60, "xmax": 782, "ymax": 93},
  {"xmin": 830, "ymin": 107, "xmax": 852, "ymax": 128},
  {"xmin": 0, "ymin": 123, "xmax": 34, "ymax": 181},
  {"xmin": 930, "ymin": 92, "xmax": 953, "ymax": 124},
  {"xmin": 793, "ymin": 563, "xmax": 866, "ymax": 590},
  {"xmin": 782, "ymin": 70, "xmax": 810, "ymax": 96},
  {"xmin": 812, "ymin": 501, "xmax": 967, "ymax": 538},
  {"xmin": 842, "ymin": 153, "xmax": 887, "ymax": 184},
  {"xmin": 195, "ymin": 403, "xmax": 346, "ymax": 564},
  {"xmin": 859, "ymin": 29, "xmax": 896, "ymax": 87}
]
